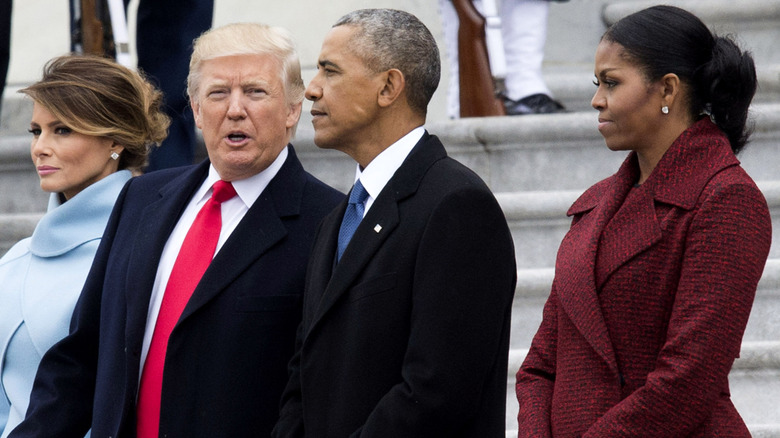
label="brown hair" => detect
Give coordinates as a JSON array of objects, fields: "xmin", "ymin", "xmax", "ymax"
[{"xmin": 20, "ymin": 54, "xmax": 170, "ymax": 171}]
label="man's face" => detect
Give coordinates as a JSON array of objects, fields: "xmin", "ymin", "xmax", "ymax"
[
  {"xmin": 305, "ymin": 25, "xmax": 385, "ymax": 155},
  {"xmin": 191, "ymin": 53, "xmax": 301, "ymax": 181}
]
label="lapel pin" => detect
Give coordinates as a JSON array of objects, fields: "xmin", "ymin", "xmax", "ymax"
[{"xmin": 374, "ymin": 224, "xmax": 382, "ymax": 233}]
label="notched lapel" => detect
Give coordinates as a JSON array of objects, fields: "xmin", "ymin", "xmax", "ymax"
[
  {"xmin": 310, "ymin": 195, "xmax": 400, "ymax": 333},
  {"xmin": 555, "ymin": 176, "xmax": 629, "ymax": 375},
  {"xmin": 177, "ymin": 148, "xmax": 308, "ymax": 323},
  {"xmin": 179, "ymin": 197, "xmax": 289, "ymax": 322},
  {"xmin": 595, "ymin": 185, "xmax": 662, "ymax": 288},
  {"xmin": 125, "ymin": 169, "xmax": 205, "ymax": 342}
]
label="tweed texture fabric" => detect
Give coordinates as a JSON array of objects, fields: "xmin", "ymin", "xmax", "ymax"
[{"xmin": 516, "ymin": 118, "xmax": 772, "ymax": 437}]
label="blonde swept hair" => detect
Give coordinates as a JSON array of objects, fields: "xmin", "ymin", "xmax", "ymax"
[
  {"xmin": 20, "ymin": 54, "xmax": 170, "ymax": 172},
  {"xmin": 187, "ymin": 22, "xmax": 305, "ymax": 107}
]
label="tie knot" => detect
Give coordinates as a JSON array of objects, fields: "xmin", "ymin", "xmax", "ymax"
[
  {"xmin": 349, "ymin": 180, "xmax": 368, "ymax": 205},
  {"xmin": 211, "ymin": 180, "xmax": 237, "ymax": 204}
]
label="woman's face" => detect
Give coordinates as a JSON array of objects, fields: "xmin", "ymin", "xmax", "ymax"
[
  {"xmin": 29, "ymin": 102, "xmax": 123, "ymax": 200},
  {"xmin": 591, "ymin": 40, "xmax": 667, "ymax": 154}
]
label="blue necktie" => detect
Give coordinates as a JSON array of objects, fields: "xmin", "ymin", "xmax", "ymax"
[{"xmin": 337, "ymin": 180, "xmax": 368, "ymax": 261}]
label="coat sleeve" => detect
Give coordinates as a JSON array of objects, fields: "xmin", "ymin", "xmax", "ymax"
[
  {"xmin": 271, "ymin": 318, "xmax": 306, "ymax": 438},
  {"xmin": 7, "ymin": 181, "xmax": 133, "ymax": 438},
  {"xmin": 515, "ymin": 286, "xmax": 558, "ymax": 437},
  {"xmin": 351, "ymin": 186, "xmax": 517, "ymax": 437},
  {"xmin": 583, "ymin": 180, "xmax": 772, "ymax": 437}
]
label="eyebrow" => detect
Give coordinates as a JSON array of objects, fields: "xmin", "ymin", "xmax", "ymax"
[
  {"xmin": 318, "ymin": 59, "xmax": 340, "ymax": 70},
  {"xmin": 29, "ymin": 120, "xmax": 63, "ymax": 128},
  {"xmin": 596, "ymin": 68, "xmax": 619, "ymax": 77}
]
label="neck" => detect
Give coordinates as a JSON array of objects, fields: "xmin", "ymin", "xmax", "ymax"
[
  {"xmin": 351, "ymin": 110, "xmax": 425, "ymax": 168},
  {"xmin": 635, "ymin": 116, "xmax": 693, "ymax": 184}
]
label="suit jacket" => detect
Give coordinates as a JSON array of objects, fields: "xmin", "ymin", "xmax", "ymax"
[
  {"xmin": 516, "ymin": 119, "xmax": 772, "ymax": 437},
  {"xmin": 9, "ymin": 145, "xmax": 343, "ymax": 438},
  {"xmin": 273, "ymin": 133, "xmax": 517, "ymax": 437}
]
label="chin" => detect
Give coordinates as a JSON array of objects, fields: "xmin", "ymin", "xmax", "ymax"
[
  {"xmin": 603, "ymin": 138, "xmax": 629, "ymax": 152},
  {"xmin": 312, "ymin": 133, "xmax": 338, "ymax": 151}
]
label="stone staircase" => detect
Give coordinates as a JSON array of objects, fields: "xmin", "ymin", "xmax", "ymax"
[{"xmin": 1, "ymin": 0, "xmax": 779, "ymax": 435}]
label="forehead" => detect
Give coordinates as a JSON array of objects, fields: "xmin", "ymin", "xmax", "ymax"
[
  {"xmin": 198, "ymin": 53, "xmax": 284, "ymax": 87},
  {"xmin": 319, "ymin": 26, "xmax": 362, "ymax": 64},
  {"xmin": 31, "ymin": 101, "xmax": 57, "ymax": 122},
  {"xmin": 595, "ymin": 41, "xmax": 641, "ymax": 75}
]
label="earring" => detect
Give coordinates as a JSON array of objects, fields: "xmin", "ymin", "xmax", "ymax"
[
  {"xmin": 661, "ymin": 106, "xmax": 669, "ymax": 114},
  {"xmin": 111, "ymin": 151, "xmax": 120, "ymax": 160}
]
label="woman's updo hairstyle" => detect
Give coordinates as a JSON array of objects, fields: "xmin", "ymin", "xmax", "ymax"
[
  {"xmin": 20, "ymin": 54, "xmax": 170, "ymax": 171},
  {"xmin": 602, "ymin": 5, "xmax": 757, "ymax": 154}
]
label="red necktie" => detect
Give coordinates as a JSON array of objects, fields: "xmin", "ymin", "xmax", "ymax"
[{"xmin": 136, "ymin": 180, "xmax": 237, "ymax": 438}]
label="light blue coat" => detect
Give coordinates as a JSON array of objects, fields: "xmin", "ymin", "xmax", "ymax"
[{"xmin": 0, "ymin": 170, "xmax": 130, "ymax": 438}]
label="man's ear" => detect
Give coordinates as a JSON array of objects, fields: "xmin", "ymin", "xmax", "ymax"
[
  {"xmin": 190, "ymin": 98, "xmax": 202, "ymax": 129},
  {"xmin": 377, "ymin": 68, "xmax": 405, "ymax": 108}
]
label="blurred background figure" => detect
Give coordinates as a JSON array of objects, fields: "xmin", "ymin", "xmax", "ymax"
[
  {"xmin": 69, "ymin": 0, "xmax": 213, "ymax": 171},
  {"xmin": 439, "ymin": 0, "xmax": 567, "ymax": 117},
  {"xmin": 0, "ymin": 54, "xmax": 168, "ymax": 438},
  {"xmin": 128, "ymin": 0, "xmax": 212, "ymax": 171},
  {"xmin": 0, "ymin": 0, "xmax": 11, "ymax": 122}
]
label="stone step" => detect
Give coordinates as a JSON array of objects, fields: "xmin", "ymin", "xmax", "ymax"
[
  {"xmin": 0, "ymin": 134, "xmax": 49, "ymax": 214},
  {"xmin": 546, "ymin": 0, "xmax": 780, "ymax": 64},
  {"xmin": 497, "ymin": 180, "xmax": 780, "ymax": 269},
  {"xmin": 504, "ymin": 340, "xmax": 780, "ymax": 436},
  {"xmin": 0, "ymin": 212, "xmax": 41, "ymax": 256},
  {"xmin": 510, "ymin": 259, "xmax": 780, "ymax": 349},
  {"xmin": 546, "ymin": 63, "xmax": 780, "ymax": 113},
  {"xmin": 4, "ymin": 89, "xmax": 780, "ymax": 205},
  {"xmin": 285, "ymin": 101, "xmax": 780, "ymax": 197}
]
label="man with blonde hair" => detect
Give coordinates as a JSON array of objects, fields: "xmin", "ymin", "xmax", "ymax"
[{"xmin": 9, "ymin": 23, "xmax": 342, "ymax": 438}]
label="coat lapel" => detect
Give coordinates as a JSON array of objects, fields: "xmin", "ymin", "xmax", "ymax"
[
  {"xmin": 595, "ymin": 183, "xmax": 662, "ymax": 288},
  {"xmin": 124, "ymin": 162, "xmax": 209, "ymax": 344},
  {"xmin": 307, "ymin": 133, "xmax": 445, "ymax": 335},
  {"xmin": 179, "ymin": 146, "xmax": 305, "ymax": 322},
  {"xmin": 555, "ymin": 118, "xmax": 740, "ymax": 374},
  {"xmin": 555, "ymin": 168, "xmax": 629, "ymax": 375}
]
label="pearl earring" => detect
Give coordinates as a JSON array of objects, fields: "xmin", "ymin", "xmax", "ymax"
[
  {"xmin": 661, "ymin": 106, "xmax": 669, "ymax": 114},
  {"xmin": 111, "ymin": 151, "xmax": 120, "ymax": 160}
]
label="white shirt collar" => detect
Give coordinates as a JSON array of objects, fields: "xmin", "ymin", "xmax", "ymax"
[
  {"xmin": 197, "ymin": 145, "xmax": 289, "ymax": 208},
  {"xmin": 354, "ymin": 127, "xmax": 424, "ymax": 213}
]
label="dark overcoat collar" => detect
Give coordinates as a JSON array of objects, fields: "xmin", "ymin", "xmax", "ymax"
[
  {"xmin": 555, "ymin": 119, "xmax": 739, "ymax": 374},
  {"xmin": 307, "ymin": 132, "xmax": 446, "ymax": 334},
  {"xmin": 124, "ymin": 145, "xmax": 307, "ymax": 343}
]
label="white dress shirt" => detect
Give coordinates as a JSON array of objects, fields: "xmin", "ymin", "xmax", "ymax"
[
  {"xmin": 354, "ymin": 126, "xmax": 425, "ymax": 216},
  {"xmin": 138, "ymin": 147, "xmax": 288, "ymax": 383}
]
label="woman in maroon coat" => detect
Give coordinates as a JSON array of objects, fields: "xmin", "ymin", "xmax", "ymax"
[{"xmin": 515, "ymin": 5, "xmax": 772, "ymax": 437}]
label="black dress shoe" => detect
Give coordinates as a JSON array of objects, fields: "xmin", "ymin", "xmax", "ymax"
[{"xmin": 504, "ymin": 93, "xmax": 566, "ymax": 115}]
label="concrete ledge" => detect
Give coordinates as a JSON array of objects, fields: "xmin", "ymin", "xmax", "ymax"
[
  {"xmin": 734, "ymin": 341, "xmax": 780, "ymax": 370},
  {"xmin": 515, "ymin": 259, "xmax": 780, "ymax": 299},
  {"xmin": 603, "ymin": 0, "xmax": 780, "ymax": 25},
  {"xmin": 506, "ymin": 341, "xmax": 780, "ymax": 433},
  {"xmin": 0, "ymin": 212, "xmax": 42, "ymax": 257},
  {"xmin": 508, "ymin": 341, "xmax": 780, "ymax": 375},
  {"xmin": 511, "ymin": 260, "xmax": 780, "ymax": 347}
]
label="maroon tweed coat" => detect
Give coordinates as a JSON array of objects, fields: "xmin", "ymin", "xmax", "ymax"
[{"xmin": 516, "ymin": 118, "xmax": 772, "ymax": 437}]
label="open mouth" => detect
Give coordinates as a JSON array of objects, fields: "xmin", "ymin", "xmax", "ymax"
[{"xmin": 227, "ymin": 133, "xmax": 248, "ymax": 142}]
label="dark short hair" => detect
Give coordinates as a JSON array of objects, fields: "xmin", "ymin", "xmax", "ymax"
[{"xmin": 334, "ymin": 9, "xmax": 441, "ymax": 116}]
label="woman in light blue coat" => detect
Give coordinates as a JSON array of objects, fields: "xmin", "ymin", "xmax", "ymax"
[{"xmin": 0, "ymin": 55, "xmax": 169, "ymax": 437}]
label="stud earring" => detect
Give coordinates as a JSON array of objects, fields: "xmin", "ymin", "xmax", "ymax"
[
  {"xmin": 661, "ymin": 106, "xmax": 669, "ymax": 114},
  {"xmin": 111, "ymin": 151, "xmax": 120, "ymax": 160}
]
